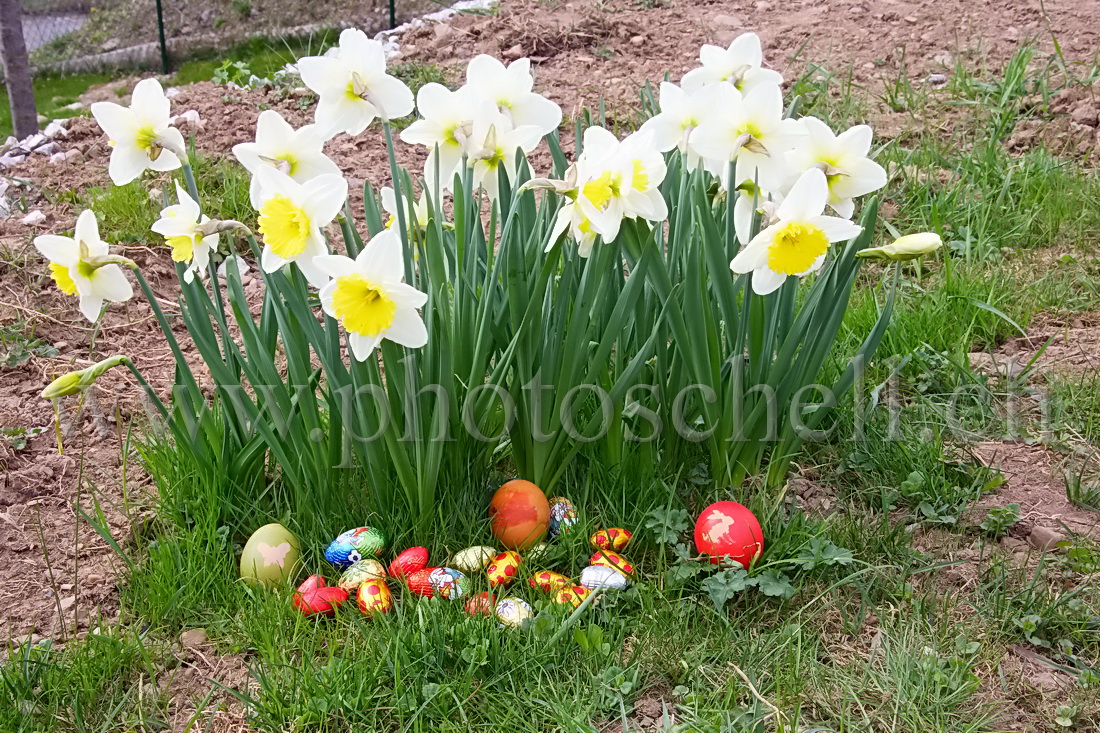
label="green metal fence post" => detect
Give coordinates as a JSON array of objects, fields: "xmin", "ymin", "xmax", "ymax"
[
  {"xmin": 155, "ymin": 0, "xmax": 169, "ymax": 73},
  {"xmin": 389, "ymin": 0, "xmax": 395, "ymax": 28}
]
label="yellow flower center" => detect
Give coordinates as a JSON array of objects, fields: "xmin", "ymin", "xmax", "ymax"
[
  {"xmin": 167, "ymin": 234, "xmax": 197, "ymax": 263},
  {"xmin": 50, "ymin": 263, "xmax": 77, "ymax": 296},
  {"xmin": 275, "ymin": 153, "xmax": 299, "ymax": 177},
  {"xmin": 258, "ymin": 195, "xmax": 312, "ymax": 259},
  {"xmin": 631, "ymin": 160, "xmax": 648, "ymax": 193},
  {"xmin": 582, "ymin": 171, "xmax": 622, "ymax": 210},
  {"xmin": 135, "ymin": 125, "xmax": 164, "ymax": 160},
  {"xmin": 331, "ymin": 274, "xmax": 397, "ymax": 337},
  {"xmin": 766, "ymin": 221, "xmax": 829, "ymax": 276}
]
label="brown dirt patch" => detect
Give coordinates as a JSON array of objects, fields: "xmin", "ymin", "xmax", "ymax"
[
  {"xmin": 969, "ymin": 441, "xmax": 1099, "ymax": 539},
  {"xmin": 986, "ymin": 311, "xmax": 1100, "ymax": 379},
  {"xmin": 1009, "ymin": 85, "xmax": 1100, "ymax": 162}
]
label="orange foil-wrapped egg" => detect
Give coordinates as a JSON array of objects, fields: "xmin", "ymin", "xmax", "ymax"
[
  {"xmin": 465, "ymin": 591, "xmax": 496, "ymax": 617},
  {"xmin": 356, "ymin": 578, "xmax": 394, "ymax": 617},
  {"xmin": 485, "ymin": 550, "xmax": 522, "ymax": 587},
  {"xmin": 528, "ymin": 570, "xmax": 571, "ymax": 593},
  {"xmin": 589, "ymin": 528, "xmax": 632, "ymax": 552},
  {"xmin": 553, "ymin": 584, "xmax": 592, "ymax": 608},
  {"xmin": 590, "ymin": 550, "xmax": 635, "ymax": 576}
]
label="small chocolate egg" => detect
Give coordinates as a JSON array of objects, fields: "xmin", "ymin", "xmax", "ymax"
[
  {"xmin": 325, "ymin": 526, "xmax": 387, "ymax": 569},
  {"xmin": 465, "ymin": 591, "xmax": 496, "ymax": 617},
  {"xmin": 528, "ymin": 570, "xmax": 571, "ymax": 593},
  {"xmin": 356, "ymin": 578, "xmax": 394, "ymax": 617},
  {"xmin": 525, "ymin": 543, "xmax": 551, "ymax": 563},
  {"xmin": 451, "ymin": 546, "xmax": 497, "ymax": 575},
  {"xmin": 389, "ymin": 547, "xmax": 429, "ymax": 579},
  {"xmin": 337, "ymin": 559, "xmax": 387, "ymax": 592},
  {"xmin": 240, "ymin": 523, "xmax": 301, "ymax": 587},
  {"xmin": 293, "ymin": 575, "xmax": 348, "ymax": 616},
  {"xmin": 486, "ymin": 550, "xmax": 522, "ymax": 587},
  {"xmin": 590, "ymin": 528, "xmax": 632, "ymax": 552},
  {"xmin": 547, "ymin": 496, "xmax": 578, "ymax": 539},
  {"xmin": 553, "ymin": 584, "xmax": 592, "ymax": 608},
  {"xmin": 590, "ymin": 550, "xmax": 635, "ymax": 576},
  {"xmin": 406, "ymin": 567, "xmax": 470, "ymax": 600},
  {"xmin": 494, "ymin": 597, "xmax": 534, "ymax": 628},
  {"xmin": 579, "ymin": 565, "xmax": 629, "ymax": 590}
]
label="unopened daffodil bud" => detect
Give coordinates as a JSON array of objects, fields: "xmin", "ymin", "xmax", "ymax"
[
  {"xmin": 41, "ymin": 355, "xmax": 132, "ymax": 399},
  {"xmin": 857, "ymin": 232, "xmax": 942, "ymax": 262}
]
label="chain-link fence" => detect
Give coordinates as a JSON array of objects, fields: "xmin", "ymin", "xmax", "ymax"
[{"xmin": 1, "ymin": 0, "xmax": 457, "ymax": 138}]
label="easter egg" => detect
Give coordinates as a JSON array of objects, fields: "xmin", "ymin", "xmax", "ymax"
[
  {"xmin": 693, "ymin": 501, "xmax": 764, "ymax": 568},
  {"xmin": 547, "ymin": 496, "xmax": 578, "ymax": 539},
  {"xmin": 325, "ymin": 526, "xmax": 387, "ymax": 569},
  {"xmin": 590, "ymin": 550, "xmax": 635, "ymax": 576},
  {"xmin": 526, "ymin": 543, "xmax": 551, "ymax": 563},
  {"xmin": 528, "ymin": 570, "xmax": 571, "ymax": 593},
  {"xmin": 239, "ymin": 523, "xmax": 301, "ymax": 587},
  {"xmin": 489, "ymin": 480, "xmax": 550, "ymax": 550},
  {"xmin": 389, "ymin": 547, "xmax": 428, "ymax": 579},
  {"xmin": 494, "ymin": 597, "xmax": 534, "ymax": 628},
  {"xmin": 337, "ymin": 559, "xmax": 387, "ymax": 592},
  {"xmin": 580, "ymin": 565, "xmax": 629, "ymax": 591},
  {"xmin": 356, "ymin": 578, "xmax": 394, "ymax": 617},
  {"xmin": 590, "ymin": 528, "xmax": 632, "ymax": 552},
  {"xmin": 465, "ymin": 591, "xmax": 496, "ymax": 617},
  {"xmin": 451, "ymin": 546, "xmax": 496, "ymax": 575},
  {"xmin": 553, "ymin": 584, "xmax": 592, "ymax": 608},
  {"xmin": 486, "ymin": 550, "xmax": 522, "ymax": 587},
  {"xmin": 406, "ymin": 567, "xmax": 470, "ymax": 599},
  {"xmin": 293, "ymin": 575, "xmax": 349, "ymax": 616}
]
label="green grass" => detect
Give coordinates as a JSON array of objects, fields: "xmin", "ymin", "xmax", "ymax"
[
  {"xmin": 5, "ymin": 41, "xmax": 1100, "ymax": 733},
  {"xmin": 0, "ymin": 71, "xmax": 109, "ymax": 139}
]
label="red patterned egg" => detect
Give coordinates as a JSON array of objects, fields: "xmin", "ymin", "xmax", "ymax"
[
  {"xmin": 389, "ymin": 546, "xmax": 429, "ymax": 579},
  {"xmin": 356, "ymin": 578, "xmax": 393, "ymax": 617},
  {"xmin": 693, "ymin": 501, "xmax": 764, "ymax": 568},
  {"xmin": 528, "ymin": 570, "xmax": 571, "ymax": 593},
  {"xmin": 293, "ymin": 575, "xmax": 349, "ymax": 617},
  {"xmin": 464, "ymin": 591, "xmax": 496, "ymax": 617},
  {"xmin": 590, "ymin": 550, "xmax": 635, "ymax": 576},
  {"xmin": 485, "ymin": 551, "xmax": 522, "ymax": 587},
  {"xmin": 406, "ymin": 567, "xmax": 470, "ymax": 599},
  {"xmin": 553, "ymin": 584, "xmax": 592, "ymax": 608},
  {"xmin": 590, "ymin": 528, "xmax": 632, "ymax": 552}
]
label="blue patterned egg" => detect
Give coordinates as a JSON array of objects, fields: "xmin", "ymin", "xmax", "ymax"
[
  {"xmin": 548, "ymin": 496, "xmax": 578, "ymax": 539},
  {"xmin": 324, "ymin": 526, "xmax": 387, "ymax": 569}
]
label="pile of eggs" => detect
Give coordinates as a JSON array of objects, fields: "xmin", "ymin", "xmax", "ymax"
[{"xmin": 239, "ymin": 480, "xmax": 765, "ymax": 628}]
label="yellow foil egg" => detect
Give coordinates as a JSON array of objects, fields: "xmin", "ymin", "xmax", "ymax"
[
  {"xmin": 486, "ymin": 550, "xmax": 522, "ymax": 587},
  {"xmin": 356, "ymin": 578, "xmax": 394, "ymax": 617},
  {"xmin": 338, "ymin": 559, "xmax": 387, "ymax": 592},
  {"xmin": 451, "ymin": 546, "xmax": 497, "ymax": 575}
]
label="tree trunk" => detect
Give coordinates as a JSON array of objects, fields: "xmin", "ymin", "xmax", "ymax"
[{"xmin": 0, "ymin": 0, "xmax": 38, "ymax": 140}]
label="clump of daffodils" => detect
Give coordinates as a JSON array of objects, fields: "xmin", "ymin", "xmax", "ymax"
[{"xmin": 42, "ymin": 29, "xmax": 932, "ymax": 344}]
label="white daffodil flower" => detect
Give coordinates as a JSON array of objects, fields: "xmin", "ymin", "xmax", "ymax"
[
  {"xmin": 380, "ymin": 186, "xmax": 429, "ymax": 231},
  {"xmin": 690, "ymin": 82, "xmax": 804, "ymax": 191},
  {"xmin": 254, "ymin": 167, "xmax": 348, "ymax": 287},
  {"xmin": 547, "ymin": 127, "xmax": 667, "ymax": 255},
  {"xmin": 732, "ymin": 181, "xmax": 783, "ymax": 245},
  {"xmin": 298, "ymin": 28, "xmax": 414, "ymax": 136},
  {"xmin": 464, "ymin": 103, "xmax": 542, "ymax": 199},
  {"xmin": 638, "ymin": 81, "xmax": 715, "ymax": 165},
  {"xmin": 681, "ymin": 32, "xmax": 784, "ymax": 95},
  {"xmin": 400, "ymin": 83, "xmax": 477, "ymax": 191},
  {"xmin": 464, "ymin": 55, "xmax": 562, "ymax": 136},
  {"xmin": 786, "ymin": 116, "xmax": 888, "ymax": 218},
  {"xmin": 231, "ymin": 110, "xmax": 343, "ymax": 209},
  {"xmin": 151, "ymin": 182, "xmax": 219, "ymax": 283},
  {"xmin": 730, "ymin": 168, "xmax": 862, "ymax": 295},
  {"xmin": 315, "ymin": 230, "xmax": 428, "ymax": 359},
  {"xmin": 34, "ymin": 210, "xmax": 134, "ymax": 322},
  {"xmin": 90, "ymin": 78, "xmax": 186, "ymax": 186}
]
